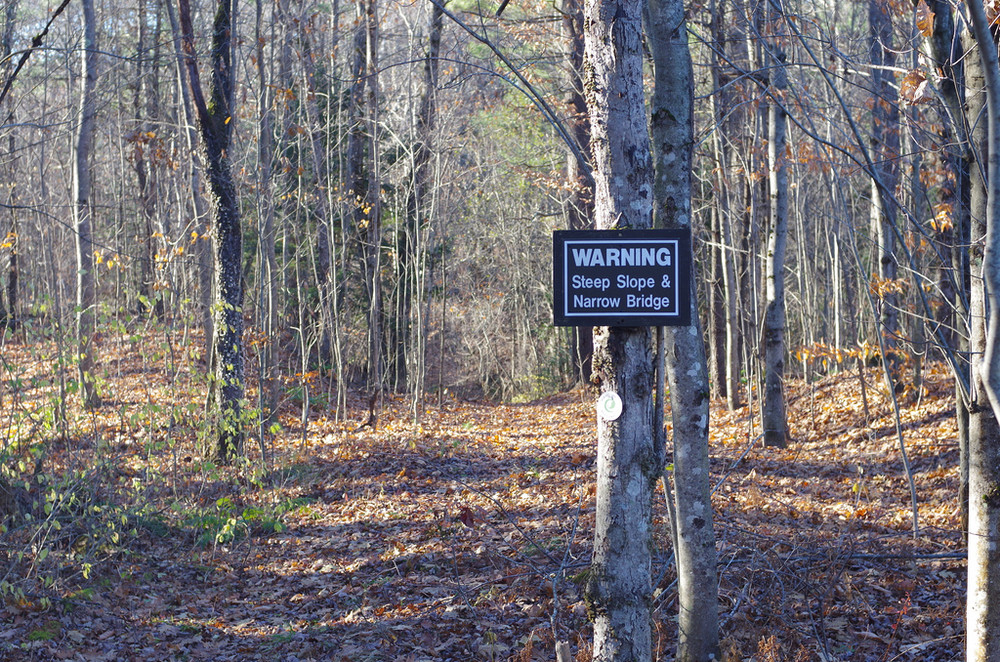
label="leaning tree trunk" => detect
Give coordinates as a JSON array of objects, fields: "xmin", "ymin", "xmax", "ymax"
[
  {"xmin": 761, "ymin": 0, "xmax": 788, "ymax": 448},
  {"xmin": 74, "ymin": 0, "xmax": 100, "ymax": 410},
  {"xmin": 582, "ymin": 0, "xmax": 656, "ymax": 659},
  {"xmin": 647, "ymin": 0, "xmax": 720, "ymax": 657},
  {"xmin": 178, "ymin": 0, "xmax": 245, "ymax": 462}
]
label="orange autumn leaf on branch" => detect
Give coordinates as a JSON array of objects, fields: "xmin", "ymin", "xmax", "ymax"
[
  {"xmin": 900, "ymin": 69, "xmax": 933, "ymax": 105},
  {"xmin": 916, "ymin": 0, "xmax": 934, "ymax": 37},
  {"xmin": 869, "ymin": 273, "xmax": 908, "ymax": 299}
]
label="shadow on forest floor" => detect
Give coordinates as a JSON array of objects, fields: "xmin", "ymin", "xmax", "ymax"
[{"xmin": 0, "ymin": 336, "xmax": 964, "ymax": 661}]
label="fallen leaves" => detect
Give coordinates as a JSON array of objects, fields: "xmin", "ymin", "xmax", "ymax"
[{"xmin": 0, "ymin": 331, "xmax": 969, "ymax": 660}]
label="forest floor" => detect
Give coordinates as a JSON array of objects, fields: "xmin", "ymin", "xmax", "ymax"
[{"xmin": 0, "ymin": 331, "xmax": 965, "ymax": 661}]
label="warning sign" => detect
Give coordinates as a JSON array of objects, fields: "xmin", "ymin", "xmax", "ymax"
[{"xmin": 552, "ymin": 229, "xmax": 691, "ymax": 327}]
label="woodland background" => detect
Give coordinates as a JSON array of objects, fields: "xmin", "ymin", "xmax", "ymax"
[{"xmin": 0, "ymin": 0, "xmax": 981, "ymax": 659}]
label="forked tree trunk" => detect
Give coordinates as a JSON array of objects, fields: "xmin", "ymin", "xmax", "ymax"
[
  {"xmin": 647, "ymin": 0, "xmax": 720, "ymax": 657},
  {"xmin": 582, "ymin": 0, "xmax": 656, "ymax": 659},
  {"xmin": 74, "ymin": 0, "xmax": 100, "ymax": 410}
]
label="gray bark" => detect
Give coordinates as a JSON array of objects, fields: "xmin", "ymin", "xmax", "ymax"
[
  {"xmin": 647, "ymin": 0, "xmax": 720, "ymax": 657},
  {"xmin": 869, "ymin": 0, "xmax": 901, "ymax": 386},
  {"xmin": 583, "ymin": 0, "xmax": 656, "ymax": 658},
  {"xmin": 965, "ymin": 5, "xmax": 1000, "ymax": 660},
  {"xmin": 1, "ymin": 0, "xmax": 17, "ymax": 332},
  {"xmin": 562, "ymin": 0, "xmax": 594, "ymax": 383},
  {"xmin": 761, "ymin": 0, "xmax": 788, "ymax": 448},
  {"xmin": 927, "ymin": 2, "xmax": 970, "ymax": 532},
  {"xmin": 970, "ymin": 0, "xmax": 1000, "ymax": 418},
  {"xmin": 256, "ymin": 0, "xmax": 279, "ymax": 427},
  {"xmin": 363, "ymin": 0, "xmax": 384, "ymax": 396},
  {"xmin": 74, "ymin": 0, "xmax": 100, "ymax": 409},
  {"xmin": 394, "ymin": 0, "xmax": 443, "ymax": 391}
]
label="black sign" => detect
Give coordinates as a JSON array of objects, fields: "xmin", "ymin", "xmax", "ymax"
[{"xmin": 553, "ymin": 229, "xmax": 691, "ymax": 327}]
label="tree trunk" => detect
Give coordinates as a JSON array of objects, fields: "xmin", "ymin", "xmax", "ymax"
[
  {"xmin": 761, "ymin": 0, "xmax": 788, "ymax": 448},
  {"xmin": 178, "ymin": 0, "xmax": 245, "ymax": 462},
  {"xmin": 75, "ymin": 0, "xmax": 100, "ymax": 410},
  {"xmin": 709, "ymin": 0, "xmax": 740, "ymax": 409},
  {"xmin": 1, "ymin": 0, "xmax": 17, "ymax": 332},
  {"xmin": 925, "ymin": 0, "xmax": 970, "ymax": 536},
  {"xmin": 562, "ymin": 0, "xmax": 594, "ymax": 384},
  {"xmin": 647, "ymin": 0, "xmax": 720, "ymax": 657},
  {"xmin": 869, "ymin": 0, "xmax": 901, "ymax": 388},
  {"xmin": 582, "ymin": 0, "xmax": 656, "ymax": 658},
  {"xmin": 165, "ymin": 0, "xmax": 213, "ymax": 360},
  {"xmin": 132, "ymin": 0, "xmax": 161, "ymax": 319},
  {"xmin": 965, "ymin": 4, "xmax": 1000, "ymax": 659},
  {"xmin": 344, "ymin": 0, "xmax": 384, "ymax": 394},
  {"xmin": 361, "ymin": 0, "xmax": 384, "ymax": 395},
  {"xmin": 394, "ymin": 0, "xmax": 443, "ymax": 391},
  {"xmin": 256, "ymin": 0, "xmax": 279, "ymax": 427}
]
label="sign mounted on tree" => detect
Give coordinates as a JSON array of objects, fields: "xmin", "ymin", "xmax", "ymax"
[{"xmin": 552, "ymin": 229, "xmax": 691, "ymax": 326}]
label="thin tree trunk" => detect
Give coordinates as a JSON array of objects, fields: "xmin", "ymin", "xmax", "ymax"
[
  {"xmin": 165, "ymin": 0, "xmax": 213, "ymax": 360},
  {"xmin": 361, "ymin": 0, "xmax": 384, "ymax": 397},
  {"xmin": 869, "ymin": 0, "xmax": 901, "ymax": 388},
  {"xmin": 761, "ymin": 0, "xmax": 788, "ymax": 448},
  {"xmin": 647, "ymin": 0, "xmax": 720, "ymax": 657},
  {"xmin": 1, "ymin": 0, "xmax": 17, "ymax": 332},
  {"xmin": 562, "ymin": 0, "xmax": 593, "ymax": 384},
  {"xmin": 926, "ymin": 0, "xmax": 970, "ymax": 537},
  {"xmin": 395, "ymin": 0, "xmax": 443, "ymax": 392},
  {"xmin": 256, "ymin": 0, "xmax": 279, "ymax": 429},
  {"xmin": 583, "ymin": 0, "xmax": 656, "ymax": 658},
  {"xmin": 965, "ymin": 4, "xmax": 1000, "ymax": 659},
  {"xmin": 133, "ymin": 0, "xmax": 160, "ymax": 319},
  {"xmin": 75, "ymin": 0, "xmax": 100, "ymax": 410},
  {"xmin": 709, "ymin": 0, "xmax": 740, "ymax": 409}
]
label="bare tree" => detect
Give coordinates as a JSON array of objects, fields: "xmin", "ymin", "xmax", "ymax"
[
  {"xmin": 74, "ymin": 0, "xmax": 100, "ymax": 410},
  {"xmin": 965, "ymin": 1, "xmax": 1000, "ymax": 659},
  {"xmin": 760, "ymin": 0, "xmax": 788, "ymax": 447},
  {"xmin": 0, "ymin": 0, "xmax": 17, "ymax": 332},
  {"xmin": 165, "ymin": 0, "xmax": 214, "ymax": 361},
  {"xmin": 178, "ymin": 0, "xmax": 245, "ymax": 462},
  {"xmin": 647, "ymin": 0, "xmax": 720, "ymax": 657},
  {"xmin": 869, "ymin": 0, "xmax": 901, "ymax": 387},
  {"xmin": 583, "ymin": 0, "xmax": 656, "ymax": 657}
]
